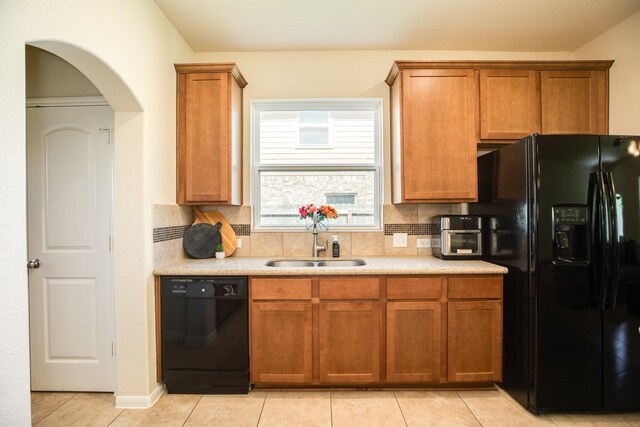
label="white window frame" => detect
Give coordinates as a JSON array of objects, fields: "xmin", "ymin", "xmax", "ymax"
[{"xmin": 251, "ymin": 99, "xmax": 383, "ymax": 231}]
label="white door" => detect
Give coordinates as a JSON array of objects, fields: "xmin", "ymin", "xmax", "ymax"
[{"xmin": 27, "ymin": 105, "xmax": 114, "ymax": 391}]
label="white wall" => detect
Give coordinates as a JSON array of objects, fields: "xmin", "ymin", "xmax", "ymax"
[
  {"xmin": 192, "ymin": 50, "xmax": 573, "ymax": 204},
  {"xmin": 26, "ymin": 46, "xmax": 101, "ymax": 98},
  {"xmin": 574, "ymin": 10, "xmax": 640, "ymax": 135},
  {"xmin": 0, "ymin": 1, "xmax": 192, "ymax": 424}
]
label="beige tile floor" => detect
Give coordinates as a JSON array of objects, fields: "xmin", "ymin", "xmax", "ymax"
[{"xmin": 31, "ymin": 388, "xmax": 640, "ymax": 427}]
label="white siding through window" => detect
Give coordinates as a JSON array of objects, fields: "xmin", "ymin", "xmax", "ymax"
[
  {"xmin": 252, "ymin": 100, "xmax": 382, "ymax": 230},
  {"xmin": 259, "ymin": 111, "xmax": 375, "ymax": 165}
]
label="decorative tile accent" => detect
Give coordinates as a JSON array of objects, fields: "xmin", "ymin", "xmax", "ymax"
[
  {"xmin": 153, "ymin": 224, "xmax": 252, "ymax": 243},
  {"xmin": 231, "ymin": 224, "xmax": 251, "ymax": 236},
  {"xmin": 384, "ymin": 223, "xmax": 440, "ymax": 236},
  {"xmin": 153, "ymin": 225, "xmax": 190, "ymax": 243}
]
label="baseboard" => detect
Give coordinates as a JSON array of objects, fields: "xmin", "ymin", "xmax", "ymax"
[{"xmin": 114, "ymin": 384, "xmax": 165, "ymax": 409}]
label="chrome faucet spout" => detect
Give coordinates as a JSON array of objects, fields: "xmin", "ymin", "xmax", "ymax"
[{"xmin": 311, "ymin": 212, "xmax": 326, "ymax": 257}]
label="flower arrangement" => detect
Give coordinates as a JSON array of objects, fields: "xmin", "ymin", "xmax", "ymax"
[{"xmin": 299, "ymin": 204, "xmax": 339, "ymax": 227}]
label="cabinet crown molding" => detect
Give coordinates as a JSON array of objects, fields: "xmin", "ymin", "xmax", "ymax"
[
  {"xmin": 175, "ymin": 63, "xmax": 248, "ymax": 88},
  {"xmin": 385, "ymin": 60, "xmax": 614, "ymax": 86}
]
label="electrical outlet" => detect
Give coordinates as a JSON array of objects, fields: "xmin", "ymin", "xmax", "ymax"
[
  {"xmin": 393, "ymin": 233, "xmax": 408, "ymax": 247},
  {"xmin": 237, "ymin": 238, "xmax": 242, "ymax": 248},
  {"xmin": 417, "ymin": 238, "xmax": 431, "ymax": 248}
]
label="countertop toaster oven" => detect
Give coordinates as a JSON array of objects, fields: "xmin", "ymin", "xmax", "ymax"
[{"xmin": 432, "ymin": 215, "xmax": 482, "ymax": 260}]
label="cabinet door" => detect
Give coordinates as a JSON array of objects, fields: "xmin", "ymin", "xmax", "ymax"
[
  {"xmin": 448, "ymin": 300, "xmax": 502, "ymax": 382},
  {"xmin": 387, "ymin": 302, "xmax": 442, "ymax": 382},
  {"xmin": 540, "ymin": 70, "xmax": 607, "ymax": 135},
  {"xmin": 179, "ymin": 72, "xmax": 230, "ymax": 203},
  {"xmin": 250, "ymin": 302, "xmax": 312, "ymax": 383},
  {"xmin": 401, "ymin": 69, "xmax": 478, "ymax": 202},
  {"xmin": 480, "ymin": 70, "xmax": 540, "ymax": 140},
  {"xmin": 319, "ymin": 302, "xmax": 380, "ymax": 383}
]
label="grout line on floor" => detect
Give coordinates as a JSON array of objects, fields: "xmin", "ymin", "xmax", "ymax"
[
  {"xmin": 392, "ymin": 391, "xmax": 409, "ymax": 427},
  {"xmin": 181, "ymin": 394, "xmax": 203, "ymax": 427},
  {"xmin": 255, "ymin": 390, "xmax": 268, "ymax": 427},
  {"xmin": 546, "ymin": 415, "xmax": 560, "ymax": 427},
  {"xmin": 33, "ymin": 392, "xmax": 80, "ymax": 427},
  {"xmin": 105, "ymin": 406, "xmax": 125, "ymax": 427},
  {"xmin": 456, "ymin": 390, "xmax": 484, "ymax": 427},
  {"xmin": 329, "ymin": 391, "xmax": 333, "ymax": 427}
]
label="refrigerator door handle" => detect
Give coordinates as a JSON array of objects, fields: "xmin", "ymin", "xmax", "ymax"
[
  {"xmin": 603, "ymin": 172, "xmax": 619, "ymax": 310},
  {"xmin": 588, "ymin": 172, "xmax": 610, "ymax": 310}
]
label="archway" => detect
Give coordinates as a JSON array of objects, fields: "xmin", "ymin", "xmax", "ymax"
[{"xmin": 25, "ymin": 40, "xmax": 147, "ymax": 402}]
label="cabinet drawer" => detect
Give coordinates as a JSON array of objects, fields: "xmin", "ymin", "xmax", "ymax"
[
  {"xmin": 319, "ymin": 278, "xmax": 380, "ymax": 300},
  {"xmin": 251, "ymin": 278, "xmax": 312, "ymax": 300},
  {"xmin": 448, "ymin": 276, "xmax": 502, "ymax": 299},
  {"xmin": 387, "ymin": 277, "xmax": 443, "ymax": 300}
]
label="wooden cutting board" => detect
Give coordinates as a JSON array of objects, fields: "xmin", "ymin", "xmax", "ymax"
[{"xmin": 192, "ymin": 207, "xmax": 237, "ymax": 256}]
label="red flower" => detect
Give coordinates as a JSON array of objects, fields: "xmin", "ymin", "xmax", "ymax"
[{"xmin": 299, "ymin": 204, "xmax": 339, "ymax": 222}]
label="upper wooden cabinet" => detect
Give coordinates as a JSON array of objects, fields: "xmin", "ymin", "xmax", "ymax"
[
  {"xmin": 175, "ymin": 63, "xmax": 247, "ymax": 205},
  {"xmin": 388, "ymin": 67, "xmax": 478, "ymax": 203},
  {"xmin": 475, "ymin": 61, "xmax": 611, "ymax": 142},
  {"xmin": 540, "ymin": 70, "xmax": 608, "ymax": 135},
  {"xmin": 387, "ymin": 61, "xmax": 612, "ymax": 203},
  {"xmin": 479, "ymin": 70, "xmax": 540, "ymax": 140}
]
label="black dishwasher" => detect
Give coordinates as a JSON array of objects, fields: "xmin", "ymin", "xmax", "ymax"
[{"xmin": 161, "ymin": 276, "xmax": 249, "ymax": 394}]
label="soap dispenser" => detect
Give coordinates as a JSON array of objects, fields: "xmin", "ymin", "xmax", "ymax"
[{"xmin": 332, "ymin": 235, "xmax": 340, "ymax": 258}]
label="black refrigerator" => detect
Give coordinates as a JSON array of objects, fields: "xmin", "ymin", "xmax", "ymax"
[{"xmin": 470, "ymin": 134, "xmax": 640, "ymax": 413}]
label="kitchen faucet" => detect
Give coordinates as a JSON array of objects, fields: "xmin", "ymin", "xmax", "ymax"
[{"xmin": 311, "ymin": 212, "xmax": 327, "ymax": 257}]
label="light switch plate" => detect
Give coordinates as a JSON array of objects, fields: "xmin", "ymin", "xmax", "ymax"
[
  {"xmin": 237, "ymin": 238, "xmax": 242, "ymax": 249},
  {"xmin": 393, "ymin": 233, "xmax": 408, "ymax": 247}
]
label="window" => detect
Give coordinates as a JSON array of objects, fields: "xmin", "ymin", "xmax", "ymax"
[
  {"xmin": 325, "ymin": 193, "xmax": 357, "ymax": 205},
  {"xmin": 252, "ymin": 99, "xmax": 382, "ymax": 230}
]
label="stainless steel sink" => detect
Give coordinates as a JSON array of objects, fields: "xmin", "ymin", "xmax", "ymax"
[
  {"xmin": 265, "ymin": 259, "xmax": 366, "ymax": 267},
  {"xmin": 264, "ymin": 260, "xmax": 316, "ymax": 267},
  {"xmin": 316, "ymin": 259, "xmax": 366, "ymax": 267}
]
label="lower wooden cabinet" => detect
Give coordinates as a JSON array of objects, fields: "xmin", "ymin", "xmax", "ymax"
[
  {"xmin": 250, "ymin": 302, "xmax": 312, "ymax": 383},
  {"xmin": 448, "ymin": 300, "xmax": 502, "ymax": 382},
  {"xmin": 387, "ymin": 301, "xmax": 442, "ymax": 382},
  {"xmin": 319, "ymin": 302, "xmax": 380, "ymax": 383},
  {"xmin": 248, "ymin": 275, "xmax": 503, "ymax": 386}
]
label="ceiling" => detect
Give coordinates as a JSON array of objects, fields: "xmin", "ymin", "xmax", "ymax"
[{"xmin": 153, "ymin": 0, "xmax": 640, "ymax": 52}]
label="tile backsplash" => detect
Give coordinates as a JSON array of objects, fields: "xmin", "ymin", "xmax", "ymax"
[
  {"xmin": 153, "ymin": 204, "xmax": 193, "ymax": 268},
  {"xmin": 153, "ymin": 203, "xmax": 463, "ymax": 265}
]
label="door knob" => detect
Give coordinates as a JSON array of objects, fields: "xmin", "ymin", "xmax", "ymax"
[{"xmin": 27, "ymin": 258, "xmax": 41, "ymax": 269}]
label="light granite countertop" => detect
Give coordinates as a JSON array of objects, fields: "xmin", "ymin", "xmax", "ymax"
[{"xmin": 154, "ymin": 256, "xmax": 508, "ymax": 276}]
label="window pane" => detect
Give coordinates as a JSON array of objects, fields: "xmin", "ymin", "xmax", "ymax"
[
  {"xmin": 299, "ymin": 126, "xmax": 329, "ymax": 145},
  {"xmin": 259, "ymin": 171, "xmax": 376, "ymax": 227},
  {"xmin": 259, "ymin": 109, "xmax": 375, "ymax": 165},
  {"xmin": 299, "ymin": 111, "xmax": 328, "ymax": 125},
  {"xmin": 325, "ymin": 193, "xmax": 357, "ymax": 205}
]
